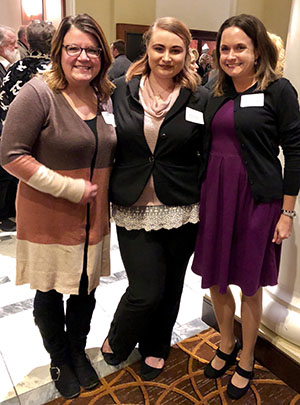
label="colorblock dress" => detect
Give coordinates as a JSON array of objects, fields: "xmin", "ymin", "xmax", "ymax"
[{"xmin": 192, "ymin": 100, "xmax": 282, "ymax": 296}]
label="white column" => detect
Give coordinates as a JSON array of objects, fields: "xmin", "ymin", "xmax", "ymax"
[
  {"xmin": 65, "ymin": 0, "xmax": 75, "ymax": 16},
  {"xmin": 261, "ymin": 0, "xmax": 300, "ymax": 350}
]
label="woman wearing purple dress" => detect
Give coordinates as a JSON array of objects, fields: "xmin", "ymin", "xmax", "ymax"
[{"xmin": 192, "ymin": 14, "xmax": 300, "ymax": 399}]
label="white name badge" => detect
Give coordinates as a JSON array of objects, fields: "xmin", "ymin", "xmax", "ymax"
[
  {"xmin": 101, "ymin": 111, "xmax": 116, "ymax": 127},
  {"xmin": 185, "ymin": 107, "xmax": 204, "ymax": 125},
  {"xmin": 240, "ymin": 93, "xmax": 264, "ymax": 108}
]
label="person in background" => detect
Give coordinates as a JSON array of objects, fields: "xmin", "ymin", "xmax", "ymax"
[
  {"xmin": 1, "ymin": 20, "xmax": 56, "ymax": 127},
  {"xmin": 0, "ymin": 25, "xmax": 19, "ymax": 84},
  {"xmin": 1, "ymin": 13, "xmax": 116, "ymax": 399},
  {"xmin": 0, "ymin": 25, "xmax": 20, "ymax": 231},
  {"xmin": 189, "ymin": 47, "xmax": 199, "ymax": 73},
  {"xmin": 205, "ymin": 49, "xmax": 218, "ymax": 89},
  {"xmin": 101, "ymin": 16, "xmax": 208, "ymax": 381},
  {"xmin": 17, "ymin": 25, "xmax": 30, "ymax": 59},
  {"xmin": 192, "ymin": 14, "xmax": 300, "ymax": 400},
  {"xmin": 0, "ymin": 20, "xmax": 56, "ymax": 234},
  {"xmin": 197, "ymin": 52, "xmax": 211, "ymax": 85},
  {"xmin": 268, "ymin": 31, "xmax": 285, "ymax": 75},
  {"xmin": 108, "ymin": 39, "xmax": 131, "ymax": 80}
]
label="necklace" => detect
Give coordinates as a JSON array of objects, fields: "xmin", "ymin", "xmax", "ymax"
[{"xmin": 148, "ymin": 78, "xmax": 175, "ymax": 101}]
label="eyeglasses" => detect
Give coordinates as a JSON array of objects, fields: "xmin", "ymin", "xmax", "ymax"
[{"xmin": 63, "ymin": 44, "xmax": 102, "ymax": 58}]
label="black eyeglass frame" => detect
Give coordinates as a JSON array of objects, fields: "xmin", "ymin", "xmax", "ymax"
[{"xmin": 62, "ymin": 44, "xmax": 102, "ymax": 58}]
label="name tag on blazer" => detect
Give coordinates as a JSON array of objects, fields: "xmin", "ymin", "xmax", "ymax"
[
  {"xmin": 185, "ymin": 107, "xmax": 204, "ymax": 124},
  {"xmin": 101, "ymin": 111, "xmax": 116, "ymax": 127},
  {"xmin": 240, "ymin": 93, "xmax": 264, "ymax": 107}
]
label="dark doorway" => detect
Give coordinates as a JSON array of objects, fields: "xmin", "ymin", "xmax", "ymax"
[
  {"xmin": 126, "ymin": 32, "xmax": 145, "ymax": 62},
  {"xmin": 116, "ymin": 23, "xmax": 149, "ymax": 62}
]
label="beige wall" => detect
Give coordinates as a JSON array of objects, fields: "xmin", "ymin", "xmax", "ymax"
[
  {"xmin": 262, "ymin": 0, "xmax": 291, "ymax": 44},
  {"xmin": 114, "ymin": 0, "xmax": 155, "ymax": 25},
  {"xmin": 75, "ymin": 0, "xmax": 114, "ymax": 44},
  {"xmin": 155, "ymin": 0, "xmax": 232, "ymax": 31},
  {"xmin": 235, "ymin": 0, "xmax": 291, "ymax": 43},
  {"xmin": 74, "ymin": 0, "xmax": 156, "ymax": 44},
  {"xmin": 0, "ymin": 0, "xmax": 22, "ymax": 32},
  {"xmin": 236, "ymin": 0, "xmax": 264, "ymax": 18}
]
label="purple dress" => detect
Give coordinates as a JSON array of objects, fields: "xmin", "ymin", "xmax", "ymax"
[{"xmin": 192, "ymin": 100, "xmax": 282, "ymax": 296}]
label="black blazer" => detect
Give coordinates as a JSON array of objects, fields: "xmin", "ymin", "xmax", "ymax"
[{"xmin": 110, "ymin": 75, "xmax": 208, "ymax": 206}]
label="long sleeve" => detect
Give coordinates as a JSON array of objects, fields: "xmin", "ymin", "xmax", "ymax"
[{"xmin": 0, "ymin": 79, "xmax": 85, "ymax": 203}]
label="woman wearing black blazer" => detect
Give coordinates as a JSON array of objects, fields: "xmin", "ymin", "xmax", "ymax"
[{"xmin": 101, "ymin": 17, "xmax": 208, "ymax": 380}]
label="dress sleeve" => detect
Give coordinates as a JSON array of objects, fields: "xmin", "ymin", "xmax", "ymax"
[
  {"xmin": 0, "ymin": 80, "xmax": 85, "ymax": 203},
  {"xmin": 277, "ymin": 79, "xmax": 300, "ymax": 195}
]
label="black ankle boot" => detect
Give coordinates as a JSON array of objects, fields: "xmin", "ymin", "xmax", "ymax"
[
  {"xmin": 71, "ymin": 352, "xmax": 100, "ymax": 390},
  {"xmin": 50, "ymin": 362, "xmax": 80, "ymax": 399}
]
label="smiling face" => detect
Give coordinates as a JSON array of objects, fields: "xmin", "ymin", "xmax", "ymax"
[
  {"xmin": 219, "ymin": 26, "xmax": 257, "ymax": 84},
  {"xmin": 61, "ymin": 26, "xmax": 101, "ymax": 88},
  {"xmin": 147, "ymin": 28, "xmax": 186, "ymax": 84}
]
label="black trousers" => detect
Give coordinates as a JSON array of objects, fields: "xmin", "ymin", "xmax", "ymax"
[
  {"xmin": 33, "ymin": 269, "xmax": 96, "ymax": 364},
  {"xmin": 0, "ymin": 166, "xmax": 17, "ymax": 220},
  {"xmin": 108, "ymin": 222, "xmax": 198, "ymax": 361}
]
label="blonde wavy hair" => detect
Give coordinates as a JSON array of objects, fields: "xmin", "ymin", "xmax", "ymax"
[
  {"xmin": 126, "ymin": 17, "xmax": 201, "ymax": 91},
  {"xmin": 268, "ymin": 32, "xmax": 285, "ymax": 76}
]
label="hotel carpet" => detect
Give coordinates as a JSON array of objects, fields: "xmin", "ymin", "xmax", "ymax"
[{"xmin": 47, "ymin": 328, "xmax": 300, "ymax": 404}]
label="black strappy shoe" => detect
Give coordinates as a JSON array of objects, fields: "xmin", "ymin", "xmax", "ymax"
[
  {"xmin": 100, "ymin": 338, "xmax": 123, "ymax": 366},
  {"xmin": 140, "ymin": 358, "xmax": 164, "ymax": 381},
  {"xmin": 204, "ymin": 338, "xmax": 241, "ymax": 379},
  {"xmin": 227, "ymin": 362, "xmax": 255, "ymax": 399}
]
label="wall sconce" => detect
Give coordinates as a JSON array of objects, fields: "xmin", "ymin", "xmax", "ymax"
[
  {"xmin": 21, "ymin": 0, "xmax": 44, "ymax": 24},
  {"xmin": 21, "ymin": 0, "xmax": 65, "ymax": 27}
]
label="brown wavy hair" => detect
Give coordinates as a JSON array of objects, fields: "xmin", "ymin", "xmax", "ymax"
[
  {"xmin": 213, "ymin": 14, "xmax": 280, "ymax": 96},
  {"xmin": 44, "ymin": 13, "xmax": 114, "ymax": 101},
  {"xmin": 126, "ymin": 16, "xmax": 201, "ymax": 91}
]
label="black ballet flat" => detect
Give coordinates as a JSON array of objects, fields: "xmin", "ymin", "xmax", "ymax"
[
  {"xmin": 227, "ymin": 362, "xmax": 255, "ymax": 399},
  {"xmin": 140, "ymin": 358, "xmax": 164, "ymax": 381},
  {"xmin": 204, "ymin": 338, "xmax": 241, "ymax": 379},
  {"xmin": 100, "ymin": 338, "xmax": 122, "ymax": 366}
]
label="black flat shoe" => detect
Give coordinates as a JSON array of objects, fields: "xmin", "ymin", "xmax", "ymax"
[
  {"xmin": 50, "ymin": 362, "xmax": 80, "ymax": 399},
  {"xmin": 72, "ymin": 352, "xmax": 100, "ymax": 390},
  {"xmin": 227, "ymin": 362, "xmax": 254, "ymax": 399},
  {"xmin": 140, "ymin": 358, "xmax": 164, "ymax": 381},
  {"xmin": 204, "ymin": 338, "xmax": 241, "ymax": 379},
  {"xmin": 101, "ymin": 338, "xmax": 122, "ymax": 366}
]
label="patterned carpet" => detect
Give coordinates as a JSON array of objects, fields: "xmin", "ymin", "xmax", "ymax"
[{"xmin": 47, "ymin": 328, "xmax": 300, "ymax": 404}]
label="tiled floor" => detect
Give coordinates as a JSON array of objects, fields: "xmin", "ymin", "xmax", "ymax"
[{"xmin": 0, "ymin": 224, "xmax": 208, "ymax": 404}]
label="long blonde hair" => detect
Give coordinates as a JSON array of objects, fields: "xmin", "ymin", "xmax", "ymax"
[{"xmin": 126, "ymin": 17, "xmax": 201, "ymax": 91}]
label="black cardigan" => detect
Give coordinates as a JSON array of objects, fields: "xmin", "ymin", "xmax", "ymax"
[
  {"xmin": 109, "ymin": 75, "xmax": 208, "ymax": 206},
  {"xmin": 202, "ymin": 78, "xmax": 300, "ymax": 203}
]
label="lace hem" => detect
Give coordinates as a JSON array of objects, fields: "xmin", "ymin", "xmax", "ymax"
[{"xmin": 112, "ymin": 203, "xmax": 199, "ymax": 231}]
